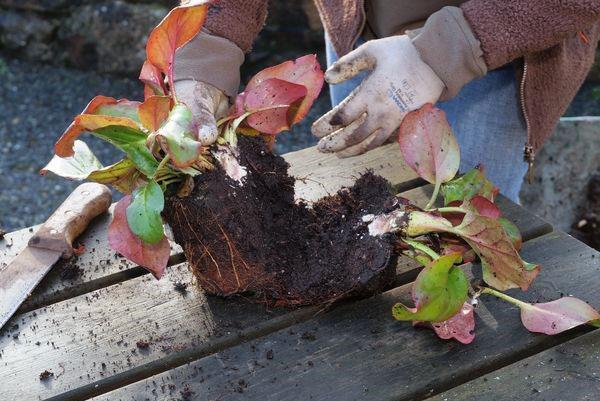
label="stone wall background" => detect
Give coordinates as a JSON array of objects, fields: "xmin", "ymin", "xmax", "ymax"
[{"xmin": 0, "ymin": 0, "xmax": 324, "ymax": 78}]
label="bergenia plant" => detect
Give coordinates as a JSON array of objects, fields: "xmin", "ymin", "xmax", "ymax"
[
  {"xmin": 376, "ymin": 103, "xmax": 600, "ymax": 343},
  {"xmin": 42, "ymin": 2, "xmax": 323, "ymax": 279},
  {"xmin": 41, "ymin": 1, "xmax": 598, "ymax": 345}
]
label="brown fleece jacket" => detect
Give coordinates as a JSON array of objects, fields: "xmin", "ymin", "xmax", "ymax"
[{"xmin": 201, "ymin": 0, "xmax": 600, "ymax": 152}]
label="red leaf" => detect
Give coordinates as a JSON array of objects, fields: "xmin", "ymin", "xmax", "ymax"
[
  {"xmin": 108, "ymin": 196, "xmax": 170, "ymax": 279},
  {"xmin": 235, "ymin": 78, "xmax": 308, "ymax": 135},
  {"xmin": 146, "ymin": 3, "xmax": 207, "ymax": 90},
  {"xmin": 470, "ymin": 195, "xmax": 501, "ymax": 219},
  {"xmin": 55, "ymin": 96, "xmax": 141, "ymax": 157},
  {"xmin": 139, "ymin": 96, "xmax": 172, "ymax": 131},
  {"xmin": 398, "ymin": 104, "xmax": 460, "ymax": 186},
  {"xmin": 139, "ymin": 60, "xmax": 166, "ymax": 99},
  {"xmin": 431, "ymin": 302, "xmax": 475, "ymax": 344},
  {"xmin": 244, "ymin": 54, "xmax": 324, "ymax": 124}
]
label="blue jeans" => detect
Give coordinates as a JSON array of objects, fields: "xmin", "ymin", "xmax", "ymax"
[{"xmin": 326, "ymin": 37, "xmax": 528, "ymax": 203}]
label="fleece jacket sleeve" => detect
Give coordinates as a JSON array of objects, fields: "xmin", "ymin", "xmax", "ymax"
[{"xmin": 461, "ymin": 0, "xmax": 600, "ymax": 70}]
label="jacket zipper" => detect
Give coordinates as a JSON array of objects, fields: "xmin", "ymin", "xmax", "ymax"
[{"xmin": 519, "ymin": 61, "xmax": 535, "ymax": 183}]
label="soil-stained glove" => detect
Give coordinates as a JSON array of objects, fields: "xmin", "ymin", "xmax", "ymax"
[
  {"xmin": 174, "ymin": 79, "xmax": 230, "ymax": 146},
  {"xmin": 312, "ymin": 35, "xmax": 445, "ymax": 157}
]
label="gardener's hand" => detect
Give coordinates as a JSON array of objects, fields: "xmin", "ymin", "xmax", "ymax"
[
  {"xmin": 174, "ymin": 80, "xmax": 230, "ymax": 146},
  {"xmin": 312, "ymin": 35, "xmax": 444, "ymax": 157}
]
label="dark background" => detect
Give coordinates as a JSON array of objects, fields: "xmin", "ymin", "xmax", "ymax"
[{"xmin": 0, "ymin": 0, "xmax": 598, "ymax": 231}]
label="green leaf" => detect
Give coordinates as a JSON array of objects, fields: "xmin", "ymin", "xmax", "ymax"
[
  {"xmin": 126, "ymin": 180, "xmax": 165, "ymax": 244},
  {"xmin": 156, "ymin": 103, "xmax": 203, "ymax": 168},
  {"xmin": 41, "ymin": 140, "xmax": 103, "ymax": 180},
  {"xmin": 441, "ymin": 167, "xmax": 498, "ymax": 205},
  {"xmin": 92, "ymin": 126, "xmax": 159, "ymax": 178},
  {"xmin": 95, "ymin": 101, "xmax": 141, "ymax": 123},
  {"xmin": 88, "ymin": 159, "xmax": 143, "ymax": 194},
  {"xmin": 393, "ymin": 253, "xmax": 468, "ymax": 322}
]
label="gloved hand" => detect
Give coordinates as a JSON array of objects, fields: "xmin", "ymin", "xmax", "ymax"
[
  {"xmin": 312, "ymin": 35, "xmax": 445, "ymax": 157},
  {"xmin": 174, "ymin": 79, "xmax": 230, "ymax": 146}
]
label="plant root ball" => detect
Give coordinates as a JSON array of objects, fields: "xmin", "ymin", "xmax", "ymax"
[{"xmin": 163, "ymin": 137, "xmax": 398, "ymax": 306}]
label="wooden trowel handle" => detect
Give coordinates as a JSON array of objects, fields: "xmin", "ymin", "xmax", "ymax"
[{"xmin": 28, "ymin": 183, "xmax": 112, "ymax": 258}]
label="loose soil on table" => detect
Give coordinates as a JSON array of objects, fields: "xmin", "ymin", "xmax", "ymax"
[{"xmin": 164, "ymin": 137, "xmax": 399, "ymax": 306}]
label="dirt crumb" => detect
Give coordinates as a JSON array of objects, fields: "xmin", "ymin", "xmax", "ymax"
[
  {"xmin": 136, "ymin": 340, "xmax": 150, "ymax": 349},
  {"xmin": 39, "ymin": 370, "xmax": 53, "ymax": 381}
]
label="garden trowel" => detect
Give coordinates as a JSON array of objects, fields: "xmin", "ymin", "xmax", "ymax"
[{"xmin": 0, "ymin": 183, "xmax": 111, "ymax": 331}]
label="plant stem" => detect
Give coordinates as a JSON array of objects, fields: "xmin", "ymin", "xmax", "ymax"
[
  {"xmin": 153, "ymin": 155, "xmax": 170, "ymax": 180},
  {"xmin": 403, "ymin": 238, "xmax": 440, "ymax": 260},
  {"xmin": 435, "ymin": 207, "xmax": 467, "ymax": 214},
  {"xmin": 425, "ymin": 181, "xmax": 441, "ymax": 210},
  {"xmin": 481, "ymin": 287, "xmax": 529, "ymax": 309}
]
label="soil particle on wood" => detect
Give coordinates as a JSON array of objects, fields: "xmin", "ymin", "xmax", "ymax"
[
  {"xmin": 173, "ymin": 281, "xmax": 188, "ymax": 294},
  {"xmin": 136, "ymin": 340, "xmax": 150, "ymax": 349},
  {"xmin": 39, "ymin": 370, "xmax": 53, "ymax": 381},
  {"xmin": 164, "ymin": 137, "xmax": 398, "ymax": 306}
]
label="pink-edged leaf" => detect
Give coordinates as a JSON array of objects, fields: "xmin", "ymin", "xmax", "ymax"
[
  {"xmin": 146, "ymin": 3, "xmax": 207, "ymax": 91},
  {"xmin": 398, "ymin": 104, "xmax": 460, "ymax": 190},
  {"xmin": 245, "ymin": 54, "xmax": 324, "ymax": 124},
  {"xmin": 431, "ymin": 302, "xmax": 475, "ymax": 344},
  {"xmin": 55, "ymin": 110, "xmax": 141, "ymax": 158},
  {"xmin": 452, "ymin": 203, "xmax": 540, "ymax": 291},
  {"xmin": 235, "ymin": 78, "xmax": 308, "ymax": 135},
  {"xmin": 469, "ymin": 195, "xmax": 501, "ymax": 219},
  {"xmin": 520, "ymin": 297, "xmax": 600, "ymax": 335},
  {"xmin": 108, "ymin": 196, "xmax": 170, "ymax": 279},
  {"xmin": 139, "ymin": 96, "xmax": 172, "ymax": 131},
  {"xmin": 139, "ymin": 60, "xmax": 166, "ymax": 98}
]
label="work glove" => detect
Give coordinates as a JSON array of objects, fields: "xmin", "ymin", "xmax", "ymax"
[
  {"xmin": 174, "ymin": 79, "xmax": 230, "ymax": 145},
  {"xmin": 312, "ymin": 35, "xmax": 445, "ymax": 157}
]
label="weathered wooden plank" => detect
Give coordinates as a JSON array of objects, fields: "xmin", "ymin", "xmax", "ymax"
[
  {"xmin": 400, "ymin": 186, "xmax": 553, "ymax": 241},
  {"xmin": 91, "ymin": 231, "xmax": 599, "ymax": 401},
  {"xmin": 424, "ymin": 329, "xmax": 600, "ymax": 401},
  {"xmin": 285, "ymin": 143, "xmax": 420, "ymax": 202},
  {"xmin": 0, "ymin": 262, "xmax": 322, "ymax": 401}
]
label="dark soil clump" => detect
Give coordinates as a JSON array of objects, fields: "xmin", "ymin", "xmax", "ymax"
[{"xmin": 164, "ymin": 137, "xmax": 398, "ymax": 306}]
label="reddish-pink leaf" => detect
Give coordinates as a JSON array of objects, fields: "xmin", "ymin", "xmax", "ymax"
[
  {"xmin": 139, "ymin": 60, "xmax": 166, "ymax": 99},
  {"xmin": 520, "ymin": 297, "xmax": 600, "ymax": 335},
  {"xmin": 108, "ymin": 196, "xmax": 170, "ymax": 279},
  {"xmin": 235, "ymin": 78, "xmax": 308, "ymax": 135},
  {"xmin": 431, "ymin": 302, "xmax": 475, "ymax": 344},
  {"xmin": 55, "ymin": 96, "xmax": 141, "ymax": 157},
  {"xmin": 470, "ymin": 195, "xmax": 501, "ymax": 219},
  {"xmin": 139, "ymin": 96, "xmax": 172, "ymax": 131},
  {"xmin": 398, "ymin": 104, "xmax": 460, "ymax": 187},
  {"xmin": 245, "ymin": 55, "xmax": 324, "ymax": 124},
  {"xmin": 146, "ymin": 3, "xmax": 207, "ymax": 90}
]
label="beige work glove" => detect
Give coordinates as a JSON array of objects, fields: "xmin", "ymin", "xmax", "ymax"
[
  {"xmin": 174, "ymin": 79, "xmax": 230, "ymax": 146},
  {"xmin": 312, "ymin": 35, "xmax": 445, "ymax": 157}
]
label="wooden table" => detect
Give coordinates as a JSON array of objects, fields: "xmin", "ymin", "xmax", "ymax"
[{"xmin": 1, "ymin": 143, "xmax": 598, "ymax": 401}]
